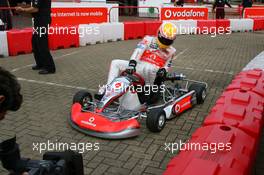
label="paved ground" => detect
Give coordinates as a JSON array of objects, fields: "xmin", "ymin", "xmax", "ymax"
[{"xmin": 0, "ymin": 31, "xmax": 264, "ymax": 175}]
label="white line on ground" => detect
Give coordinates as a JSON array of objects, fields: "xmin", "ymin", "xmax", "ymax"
[
  {"xmin": 243, "ymin": 51, "xmax": 264, "ymax": 71},
  {"xmin": 17, "ymin": 77, "xmax": 98, "ymax": 92},
  {"xmin": 173, "ymin": 48, "xmax": 189, "ymax": 60},
  {"xmin": 173, "ymin": 66, "xmax": 234, "ymax": 75},
  {"xmin": 11, "ymin": 50, "xmax": 82, "ymax": 72}
]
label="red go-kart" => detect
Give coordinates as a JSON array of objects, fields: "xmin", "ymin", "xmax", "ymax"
[{"xmin": 69, "ymin": 68, "xmax": 207, "ymax": 139}]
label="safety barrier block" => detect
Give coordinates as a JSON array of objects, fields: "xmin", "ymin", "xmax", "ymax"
[
  {"xmin": 216, "ymin": 19, "xmax": 231, "ymax": 33},
  {"xmin": 253, "ymin": 18, "xmax": 264, "ymax": 31},
  {"xmin": 7, "ymin": 28, "xmax": 32, "ymax": 56},
  {"xmin": 124, "ymin": 22, "xmax": 145, "ymax": 40},
  {"xmin": 197, "ymin": 20, "xmax": 217, "ymax": 34},
  {"xmin": 230, "ymin": 19, "xmax": 254, "ymax": 32},
  {"xmin": 144, "ymin": 21, "xmax": 162, "ymax": 36},
  {"xmin": 226, "ymin": 69, "xmax": 264, "ymax": 97},
  {"xmin": 204, "ymin": 89, "xmax": 264, "ymax": 138},
  {"xmin": 164, "ymin": 125, "xmax": 257, "ymax": 175},
  {"xmin": 168, "ymin": 20, "xmax": 197, "ymax": 35},
  {"xmin": 79, "ymin": 24, "xmax": 103, "ymax": 46},
  {"xmin": 0, "ymin": 31, "xmax": 9, "ymax": 57},
  {"xmin": 101, "ymin": 22, "xmax": 124, "ymax": 42},
  {"xmin": 48, "ymin": 25, "xmax": 79, "ymax": 50}
]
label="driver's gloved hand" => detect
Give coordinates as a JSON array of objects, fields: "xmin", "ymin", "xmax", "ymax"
[
  {"xmin": 156, "ymin": 68, "xmax": 167, "ymax": 79},
  {"xmin": 125, "ymin": 60, "xmax": 137, "ymax": 75}
]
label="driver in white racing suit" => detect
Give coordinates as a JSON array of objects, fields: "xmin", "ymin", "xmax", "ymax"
[{"xmin": 107, "ymin": 22, "xmax": 177, "ymax": 85}]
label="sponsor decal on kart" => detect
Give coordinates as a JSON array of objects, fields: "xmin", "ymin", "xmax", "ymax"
[
  {"xmin": 81, "ymin": 117, "xmax": 96, "ymax": 127},
  {"xmin": 173, "ymin": 95, "xmax": 192, "ymax": 114}
]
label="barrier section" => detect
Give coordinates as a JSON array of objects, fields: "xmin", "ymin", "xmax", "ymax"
[
  {"xmin": 48, "ymin": 25, "xmax": 79, "ymax": 50},
  {"xmin": 226, "ymin": 69, "xmax": 264, "ymax": 97},
  {"xmin": 124, "ymin": 22, "xmax": 145, "ymax": 40},
  {"xmin": 144, "ymin": 21, "xmax": 162, "ymax": 36},
  {"xmin": 101, "ymin": 22, "xmax": 124, "ymax": 42},
  {"xmin": 164, "ymin": 125, "xmax": 257, "ymax": 175},
  {"xmin": 203, "ymin": 89, "xmax": 264, "ymax": 138},
  {"xmin": 253, "ymin": 18, "xmax": 264, "ymax": 31},
  {"xmin": 230, "ymin": 19, "xmax": 254, "ymax": 32},
  {"xmin": 216, "ymin": 19, "xmax": 231, "ymax": 33},
  {"xmin": 197, "ymin": 20, "xmax": 217, "ymax": 34},
  {"xmin": 7, "ymin": 28, "xmax": 32, "ymax": 56},
  {"xmin": 79, "ymin": 24, "xmax": 104, "ymax": 46},
  {"xmin": 0, "ymin": 31, "xmax": 9, "ymax": 57}
]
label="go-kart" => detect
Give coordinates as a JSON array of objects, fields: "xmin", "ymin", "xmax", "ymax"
[{"xmin": 69, "ymin": 63, "xmax": 207, "ymax": 139}]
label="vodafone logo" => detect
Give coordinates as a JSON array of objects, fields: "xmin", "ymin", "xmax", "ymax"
[
  {"xmin": 81, "ymin": 117, "xmax": 96, "ymax": 127},
  {"xmin": 161, "ymin": 8, "xmax": 208, "ymax": 20}
]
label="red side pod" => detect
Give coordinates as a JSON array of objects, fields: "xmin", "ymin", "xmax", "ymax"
[
  {"xmin": 124, "ymin": 22, "xmax": 145, "ymax": 40},
  {"xmin": 164, "ymin": 125, "xmax": 257, "ymax": 175},
  {"xmin": 48, "ymin": 25, "xmax": 79, "ymax": 50},
  {"xmin": 204, "ymin": 89, "xmax": 264, "ymax": 138},
  {"xmin": 173, "ymin": 95, "xmax": 193, "ymax": 115},
  {"xmin": 71, "ymin": 103, "xmax": 140, "ymax": 133}
]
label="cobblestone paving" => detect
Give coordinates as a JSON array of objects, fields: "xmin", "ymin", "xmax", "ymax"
[{"xmin": 0, "ymin": 31, "xmax": 264, "ymax": 175}]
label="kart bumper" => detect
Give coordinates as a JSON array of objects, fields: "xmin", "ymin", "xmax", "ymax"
[{"xmin": 69, "ymin": 103, "xmax": 140, "ymax": 139}]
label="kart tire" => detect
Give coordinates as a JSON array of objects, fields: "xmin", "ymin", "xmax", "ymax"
[
  {"xmin": 73, "ymin": 90, "xmax": 93, "ymax": 107},
  {"xmin": 188, "ymin": 84, "xmax": 206, "ymax": 104},
  {"xmin": 146, "ymin": 108, "xmax": 166, "ymax": 132}
]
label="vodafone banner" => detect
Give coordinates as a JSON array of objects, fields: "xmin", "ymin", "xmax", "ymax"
[
  {"xmin": 161, "ymin": 7, "xmax": 208, "ymax": 20},
  {"xmin": 244, "ymin": 7, "xmax": 264, "ymax": 19},
  {"xmin": 51, "ymin": 8, "xmax": 108, "ymax": 26}
]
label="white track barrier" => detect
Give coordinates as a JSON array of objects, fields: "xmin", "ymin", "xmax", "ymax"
[
  {"xmin": 230, "ymin": 19, "xmax": 254, "ymax": 32},
  {"xmin": 79, "ymin": 24, "xmax": 104, "ymax": 46},
  {"xmin": 167, "ymin": 20, "xmax": 197, "ymax": 35},
  {"xmin": 0, "ymin": 31, "xmax": 9, "ymax": 57},
  {"xmin": 102, "ymin": 23, "xmax": 124, "ymax": 42}
]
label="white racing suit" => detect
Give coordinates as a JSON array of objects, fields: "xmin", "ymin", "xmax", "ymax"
[{"xmin": 107, "ymin": 36, "xmax": 177, "ymax": 85}]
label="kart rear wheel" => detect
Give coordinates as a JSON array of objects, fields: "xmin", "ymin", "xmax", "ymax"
[
  {"xmin": 188, "ymin": 84, "xmax": 206, "ymax": 104},
  {"xmin": 146, "ymin": 108, "xmax": 166, "ymax": 132},
  {"xmin": 73, "ymin": 90, "xmax": 93, "ymax": 108}
]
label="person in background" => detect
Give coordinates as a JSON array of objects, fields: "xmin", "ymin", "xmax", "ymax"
[
  {"xmin": 0, "ymin": 0, "xmax": 12, "ymax": 30},
  {"xmin": 15, "ymin": 0, "xmax": 56, "ymax": 75},
  {"xmin": 174, "ymin": 0, "xmax": 184, "ymax": 7},
  {"xmin": 242, "ymin": 0, "xmax": 253, "ymax": 16},
  {"xmin": 212, "ymin": 0, "xmax": 232, "ymax": 19}
]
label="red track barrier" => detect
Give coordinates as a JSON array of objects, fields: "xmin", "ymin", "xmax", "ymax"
[
  {"xmin": 124, "ymin": 22, "xmax": 145, "ymax": 40},
  {"xmin": 144, "ymin": 21, "xmax": 162, "ymax": 36},
  {"xmin": 7, "ymin": 28, "xmax": 32, "ymax": 56},
  {"xmin": 226, "ymin": 69, "xmax": 264, "ymax": 97},
  {"xmin": 164, "ymin": 125, "xmax": 257, "ymax": 175},
  {"xmin": 204, "ymin": 89, "xmax": 264, "ymax": 138},
  {"xmin": 48, "ymin": 25, "xmax": 79, "ymax": 50},
  {"xmin": 216, "ymin": 19, "xmax": 231, "ymax": 33},
  {"xmin": 196, "ymin": 20, "xmax": 216, "ymax": 34},
  {"xmin": 253, "ymin": 18, "xmax": 264, "ymax": 31}
]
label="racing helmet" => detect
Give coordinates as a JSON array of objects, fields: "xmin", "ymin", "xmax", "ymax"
[{"xmin": 157, "ymin": 22, "xmax": 177, "ymax": 49}]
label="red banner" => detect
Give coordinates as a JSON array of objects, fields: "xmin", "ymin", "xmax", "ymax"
[
  {"xmin": 51, "ymin": 7, "xmax": 108, "ymax": 26},
  {"xmin": 161, "ymin": 7, "xmax": 208, "ymax": 20},
  {"xmin": 244, "ymin": 7, "xmax": 264, "ymax": 19}
]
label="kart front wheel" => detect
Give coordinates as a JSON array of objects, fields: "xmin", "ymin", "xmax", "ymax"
[
  {"xmin": 73, "ymin": 90, "xmax": 93, "ymax": 108},
  {"xmin": 146, "ymin": 108, "xmax": 166, "ymax": 132},
  {"xmin": 188, "ymin": 84, "xmax": 206, "ymax": 104}
]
